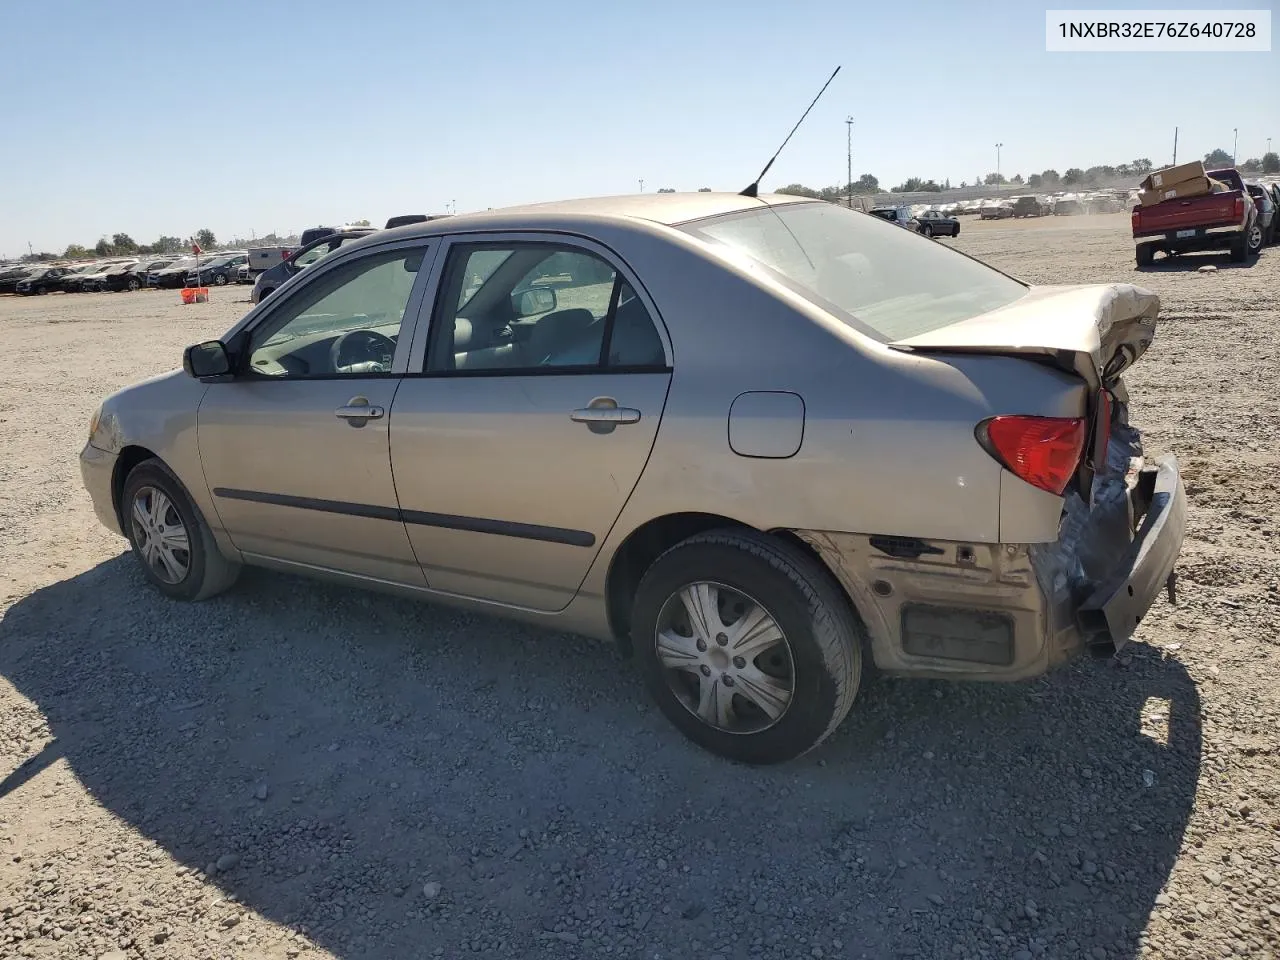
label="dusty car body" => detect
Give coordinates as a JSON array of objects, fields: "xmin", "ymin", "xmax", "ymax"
[{"xmin": 80, "ymin": 192, "xmax": 1185, "ymax": 764}]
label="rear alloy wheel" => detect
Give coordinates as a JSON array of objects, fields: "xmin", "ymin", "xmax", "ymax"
[
  {"xmin": 1246, "ymin": 222, "xmax": 1264, "ymax": 256},
  {"xmin": 214, "ymin": 273, "xmax": 228, "ymax": 285},
  {"xmin": 122, "ymin": 460, "xmax": 240, "ymax": 601},
  {"xmin": 922, "ymin": 224, "xmax": 933, "ymax": 238},
  {"xmin": 631, "ymin": 529, "xmax": 862, "ymax": 764},
  {"xmin": 127, "ymin": 278, "xmax": 140, "ymax": 291}
]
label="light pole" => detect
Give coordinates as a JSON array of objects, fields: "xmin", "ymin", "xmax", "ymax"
[
  {"xmin": 995, "ymin": 142, "xmax": 1003, "ymax": 189},
  {"xmin": 1232, "ymin": 128, "xmax": 1238, "ymax": 164},
  {"xmin": 845, "ymin": 116, "xmax": 854, "ymax": 209},
  {"xmin": 1267, "ymin": 136, "xmax": 1272, "ymax": 156},
  {"xmin": 638, "ymin": 179, "xmax": 644, "ymax": 193}
]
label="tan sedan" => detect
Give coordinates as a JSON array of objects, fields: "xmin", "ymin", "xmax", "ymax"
[{"xmin": 81, "ymin": 192, "xmax": 1186, "ymax": 763}]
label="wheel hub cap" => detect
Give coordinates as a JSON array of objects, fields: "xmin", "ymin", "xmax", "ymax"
[
  {"xmin": 655, "ymin": 582, "xmax": 795, "ymax": 734},
  {"xmin": 130, "ymin": 486, "xmax": 191, "ymax": 584}
]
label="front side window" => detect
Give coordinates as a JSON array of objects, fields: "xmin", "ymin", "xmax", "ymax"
[
  {"xmin": 683, "ymin": 202, "xmax": 1026, "ymax": 341},
  {"xmin": 427, "ymin": 243, "xmax": 665, "ymax": 373},
  {"xmin": 245, "ymin": 246, "xmax": 424, "ymax": 378}
]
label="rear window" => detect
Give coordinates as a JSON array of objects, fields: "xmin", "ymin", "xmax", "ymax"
[{"xmin": 682, "ymin": 201, "xmax": 1026, "ymax": 341}]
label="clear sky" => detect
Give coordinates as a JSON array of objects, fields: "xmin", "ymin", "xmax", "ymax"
[{"xmin": 1, "ymin": 0, "xmax": 1276, "ymax": 256}]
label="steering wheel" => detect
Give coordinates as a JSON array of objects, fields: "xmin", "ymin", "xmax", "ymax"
[{"xmin": 330, "ymin": 329, "xmax": 396, "ymax": 373}]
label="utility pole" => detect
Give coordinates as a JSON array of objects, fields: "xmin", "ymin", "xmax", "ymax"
[
  {"xmin": 1232, "ymin": 127, "xmax": 1238, "ymax": 164},
  {"xmin": 638, "ymin": 179, "xmax": 644, "ymax": 193},
  {"xmin": 845, "ymin": 116, "xmax": 854, "ymax": 209},
  {"xmin": 1172, "ymin": 126, "xmax": 1178, "ymax": 165},
  {"xmin": 27, "ymin": 241, "xmax": 34, "ymax": 258},
  {"xmin": 1267, "ymin": 136, "xmax": 1271, "ymax": 156},
  {"xmin": 995, "ymin": 143, "xmax": 1003, "ymax": 188}
]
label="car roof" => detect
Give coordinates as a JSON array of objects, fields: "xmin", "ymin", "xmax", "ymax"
[{"xmin": 375, "ymin": 192, "xmax": 815, "ymax": 242}]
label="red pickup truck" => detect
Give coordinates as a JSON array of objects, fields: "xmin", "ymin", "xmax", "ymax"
[{"xmin": 1132, "ymin": 167, "xmax": 1263, "ymax": 266}]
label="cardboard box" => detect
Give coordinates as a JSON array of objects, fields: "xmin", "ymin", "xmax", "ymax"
[
  {"xmin": 1138, "ymin": 176, "xmax": 1212, "ymax": 206},
  {"xmin": 1143, "ymin": 161, "xmax": 1206, "ymax": 190}
]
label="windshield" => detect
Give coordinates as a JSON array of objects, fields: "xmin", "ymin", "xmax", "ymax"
[{"xmin": 682, "ymin": 202, "xmax": 1026, "ymax": 341}]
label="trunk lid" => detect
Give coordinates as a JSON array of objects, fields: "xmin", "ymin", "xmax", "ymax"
[{"xmin": 888, "ymin": 283, "xmax": 1159, "ymax": 388}]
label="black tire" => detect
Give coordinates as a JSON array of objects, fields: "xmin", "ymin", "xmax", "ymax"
[
  {"xmin": 1136, "ymin": 242, "xmax": 1156, "ymax": 267},
  {"xmin": 951, "ymin": 224, "xmax": 960, "ymax": 237},
  {"xmin": 1230, "ymin": 233, "xmax": 1248, "ymax": 263},
  {"xmin": 127, "ymin": 278, "xmax": 140, "ymax": 291},
  {"xmin": 121, "ymin": 459, "xmax": 240, "ymax": 602},
  {"xmin": 630, "ymin": 529, "xmax": 863, "ymax": 765},
  {"xmin": 258, "ymin": 287, "xmax": 274, "ymax": 302},
  {"xmin": 213, "ymin": 273, "xmax": 228, "ymax": 285},
  {"xmin": 921, "ymin": 224, "xmax": 933, "ymax": 238}
]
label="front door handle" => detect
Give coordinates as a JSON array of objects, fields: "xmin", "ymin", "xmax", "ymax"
[
  {"xmin": 571, "ymin": 397, "xmax": 640, "ymax": 434},
  {"xmin": 570, "ymin": 407, "xmax": 641, "ymax": 424},
  {"xmin": 335, "ymin": 396, "xmax": 384, "ymax": 426}
]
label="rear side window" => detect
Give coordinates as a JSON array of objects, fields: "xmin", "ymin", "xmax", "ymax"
[{"xmin": 427, "ymin": 243, "xmax": 666, "ymax": 373}]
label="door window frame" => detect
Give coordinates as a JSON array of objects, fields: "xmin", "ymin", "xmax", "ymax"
[
  {"xmin": 403, "ymin": 231, "xmax": 673, "ymax": 377},
  {"xmin": 219, "ymin": 237, "xmax": 441, "ymax": 380}
]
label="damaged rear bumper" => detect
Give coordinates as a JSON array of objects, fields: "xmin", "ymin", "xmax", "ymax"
[
  {"xmin": 793, "ymin": 454, "xmax": 1187, "ymax": 682},
  {"xmin": 1076, "ymin": 454, "xmax": 1186, "ymax": 653}
]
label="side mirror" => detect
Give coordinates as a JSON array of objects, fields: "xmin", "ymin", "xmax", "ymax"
[
  {"xmin": 183, "ymin": 340, "xmax": 232, "ymax": 379},
  {"xmin": 512, "ymin": 286, "xmax": 557, "ymax": 317}
]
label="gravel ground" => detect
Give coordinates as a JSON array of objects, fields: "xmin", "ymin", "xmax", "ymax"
[{"xmin": 1, "ymin": 215, "xmax": 1278, "ymax": 960}]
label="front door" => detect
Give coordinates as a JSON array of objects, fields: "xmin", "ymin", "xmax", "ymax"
[
  {"xmin": 390, "ymin": 238, "xmax": 672, "ymax": 611},
  {"xmin": 198, "ymin": 242, "xmax": 434, "ymax": 585}
]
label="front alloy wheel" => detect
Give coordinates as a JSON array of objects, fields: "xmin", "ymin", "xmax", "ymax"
[{"xmin": 656, "ymin": 582, "xmax": 794, "ymax": 734}]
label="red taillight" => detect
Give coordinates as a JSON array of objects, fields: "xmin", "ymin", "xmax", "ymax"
[
  {"xmin": 1233, "ymin": 196, "xmax": 1244, "ymax": 220},
  {"xmin": 977, "ymin": 416, "xmax": 1087, "ymax": 496},
  {"xmin": 282, "ymin": 250, "xmax": 291, "ymax": 260},
  {"xmin": 1131, "ymin": 209, "xmax": 1140, "ymax": 232}
]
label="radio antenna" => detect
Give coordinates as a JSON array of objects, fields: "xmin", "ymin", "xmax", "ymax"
[{"xmin": 739, "ymin": 65, "xmax": 841, "ymax": 198}]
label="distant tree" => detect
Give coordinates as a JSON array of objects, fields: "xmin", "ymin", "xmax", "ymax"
[
  {"xmin": 983, "ymin": 172, "xmax": 1004, "ymax": 185},
  {"xmin": 136, "ymin": 245, "xmax": 153, "ymax": 255},
  {"xmin": 1203, "ymin": 148, "xmax": 1233, "ymax": 166},
  {"xmin": 94, "ymin": 237, "xmax": 113, "ymax": 256},
  {"xmin": 1062, "ymin": 167, "xmax": 1084, "ymax": 186},
  {"xmin": 194, "ymin": 228, "xmax": 216, "ymax": 250},
  {"xmin": 151, "ymin": 236, "xmax": 184, "ymax": 254},
  {"xmin": 351, "ymin": 219, "xmax": 371, "ymax": 226},
  {"xmin": 892, "ymin": 177, "xmax": 926, "ymax": 193},
  {"xmin": 1041, "ymin": 169, "xmax": 1061, "ymax": 186},
  {"xmin": 776, "ymin": 183, "xmax": 821, "ymax": 198},
  {"xmin": 63, "ymin": 243, "xmax": 91, "ymax": 259},
  {"xmin": 1026, "ymin": 173, "xmax": 1043, "ymax": 189},
  {"xmin": 111, "ymin": 233, "xmax": 137, "ymax": 253},
  {"xmin": 1263, "ymin": 152, "xmax": 1280, "ymax": 174},
  {"xmin": 1116, "ymin": 163, "xmax": 1132, "ymax": 177},
  {"xmin": 943, "ymin": 178, "xmax": 951, "ymax": 190},
  {"xmin": 959, "ymin": 180, "xmax": 968, "ymax": 189},
  {"xmin": 21, "ymin": 251, "xmax": 57, "ymax": 262},
  {"xmin": 698, "ymin": 186, "xmax": 712, "ymax": 192},
  {"xmin": 1011, "ymin": 173, "xmax": 1024, "ymax": 184},
  {"xmin": 1239, "ymin": 157, "xmax": 1262, "ymax": 173},
  {"xmin": 656, "ymin": 187, "xmax": 676, "ymax": 193},
  {"xmin": 854, "ymin": 173, "xmax": 879, "ymax": 193},
  {"xmin": 1131, "ymin": 158, "xmax": 1153, "ymax": 174}
]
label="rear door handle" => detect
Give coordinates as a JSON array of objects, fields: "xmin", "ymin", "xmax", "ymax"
[{"xmin": 570, "ymin": 407, "xmax": 641, "ymax": 424}]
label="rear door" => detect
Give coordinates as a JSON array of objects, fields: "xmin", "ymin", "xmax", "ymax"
[{"xmin": 389, "ymin": 234, "xmax": 672, "ymax": 611}]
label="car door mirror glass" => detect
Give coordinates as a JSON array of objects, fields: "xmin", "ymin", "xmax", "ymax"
[
  {"xmin": 184, "ymin": 340, "xmax": 232, "ymax": 378},
  {"xmin": 513, "ymin": 287, "xmax": 557, "ymax": 317}
]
